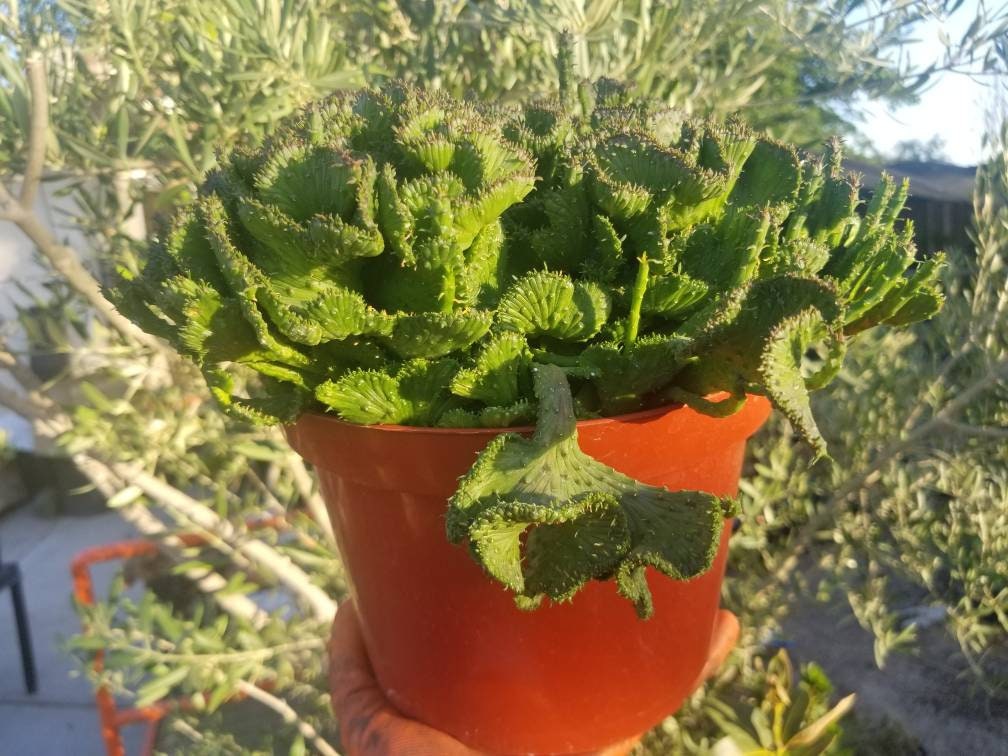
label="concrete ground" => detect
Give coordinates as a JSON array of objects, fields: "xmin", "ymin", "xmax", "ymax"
[
  {"xmin": 0, "ymin": 500, "xmax": 144, "ymax": 756},
  {"xmin": 783, "ymin": 590, "xmax": 1008, "ymax": 755}
]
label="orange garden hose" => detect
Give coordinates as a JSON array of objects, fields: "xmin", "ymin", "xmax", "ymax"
[
  {"xmin": 72, "ymin": 539, "xmax": 171, "ymax": 756},
  {"xmin": 71, "ymin": 517, "xmax": 286, "ymax": 756}
]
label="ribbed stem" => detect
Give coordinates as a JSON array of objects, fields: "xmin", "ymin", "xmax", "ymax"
[
  {"xmin": 531, "ymin": 363, "xmax": 577, "ymax": 446},
  {"xmin": 624, "ymin": 254, "xmax": 649, "ymax": 348}
]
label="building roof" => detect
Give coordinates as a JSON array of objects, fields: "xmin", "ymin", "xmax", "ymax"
[{"xmin": 843, "ymin": 159, "xmax": 976, "ymax": 203}]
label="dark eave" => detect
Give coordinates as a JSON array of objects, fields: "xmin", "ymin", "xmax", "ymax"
[{"xmin": 843, "ymin": 159, "xmax": 976, "ymax": 203}]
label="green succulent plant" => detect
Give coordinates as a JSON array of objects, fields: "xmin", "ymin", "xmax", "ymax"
[
  {"xmin": 116, "ymin": 69, "xmax": 943, "ymax": 616},
  {"xmin": 117, "ymin": 83, "xmax": 537, "ymax": 424}
]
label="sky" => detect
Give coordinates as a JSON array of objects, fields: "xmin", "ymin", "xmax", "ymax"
[{"xmin": 859, "ymin": 0, "xmax": 999, "ymax": 166}]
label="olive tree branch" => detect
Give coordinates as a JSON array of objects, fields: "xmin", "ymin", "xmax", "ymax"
[
  {"xmin": 0, "ymin": 356, "xmax": 267, "ymax": 625},
  {"xmin": 73, "ymin": 454, "xmax": 269, "ymax": 628},
  {"xmin": 235, "ymin": 681, "xmax": 342, "ymax": 756},
  {"xmin": 94, "ymin": 630, "xmax": 323, "ymax": 666},
  {"xmin": 107, "ymin": 462, "xmax": 337, "ymax": 624},
  {"xmin": 1, "ymin": 191, "xmax": 165, "ymax": 351},
  {"xmin": 123, "ymin": 506, "xmax": 270, "ymax": 628},
  {"xmin": 82, "ymin": 620, "xmax": 336, "ymax": 744},
  {"xmin": 0, "ymin": 350, "xmax": 267, "ymax": 625},
  {"xmin": 765, "ymin": 357, "xmax": 1008, "ymax": 592},
  {"xmin": 132, "ymin": 488, "xmax": 262, "ymax": 584},
  {"xmin": 0, "ymin": 54, "xmax": 165, "ymax": 353},
  {"xmin": 138, "ymin": 483, "xmax": 261, "ymax": 577},
  {"xmin": 0, "ymin": 370, "xmax": 336, "ymax": 624},
  {"xmin": 20, "ymin": 53, "xmax": 47, "ymax": 209}
]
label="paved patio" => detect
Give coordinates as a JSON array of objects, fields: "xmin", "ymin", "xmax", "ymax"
[{"xmin": 0, "ymin": 501, "xmax": 144, "ymax": 756}]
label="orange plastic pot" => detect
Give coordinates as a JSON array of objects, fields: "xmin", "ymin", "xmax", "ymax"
[{"xmin": 285, "ymin": 395, "xmax": 771, "ymax": 755}]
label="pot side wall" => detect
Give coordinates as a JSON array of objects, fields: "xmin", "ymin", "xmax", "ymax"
[{"xmin": 286, "ymin": 396, "xmax": 772, "ymax": 754}]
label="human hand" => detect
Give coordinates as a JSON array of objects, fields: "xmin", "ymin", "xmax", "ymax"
[{"xmin": 328, "ymin": 600, "xmax": 739, "ymax": 756}]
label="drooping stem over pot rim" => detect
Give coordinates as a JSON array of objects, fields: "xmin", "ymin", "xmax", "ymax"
[
  {"xmin": 114, "ymin": 58, "xmax": 944, "ymax": 616},
  {"xmin": 447, "ymin": 363, "xmax": 737, "ymax": 618}
]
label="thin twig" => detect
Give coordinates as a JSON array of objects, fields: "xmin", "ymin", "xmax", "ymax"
[
  {"xmin": 937, "ymin": 419, "xmax": 1008, "ymax": 439},
  {"xmin": 73, "ymin": 454, "xmax": 269, "ymax": 628},
  {"xmin": 103, "ymin": 635, "xmax": 323, "ymax": 666},
  {"xmin": 283, "ymin": 452, "xmax": 336, "ymax": 544},
  {"xmin": 899, "ymin": 341, "xmax": 973, "ymax": 434},
  {"xmin": 20, "ymin": 53, "xmax": 48, "ymax": 209},
  {"xmin": 235, "ymin": 681, "xmax": 341, "ymax": 756},
  {"xmin": 111, "ymin": 462, "xmax": 337, "ymax": 624},
  {"xmin": 169, "ymin": 719, "xmax": 205, "ymax": 744},
  {"xmin": 246, "ymin": 468, "xmax": 290, "ymax": 515}
]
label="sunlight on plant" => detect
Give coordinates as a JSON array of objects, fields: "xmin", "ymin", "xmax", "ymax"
[{"xmin": 0, "ymin": 1, "xmax": 1005, "ymax": 752}]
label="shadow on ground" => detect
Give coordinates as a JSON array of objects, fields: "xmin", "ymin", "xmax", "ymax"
[
  {"xmin": 0, "ymin": 499, "xmax": 144, "ymax": 756},
  {"xmin": 783, "ymin": 592, "xmax": 1008, "ymax": 756}
]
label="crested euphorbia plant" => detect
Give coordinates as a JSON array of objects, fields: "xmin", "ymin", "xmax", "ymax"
[{"xmin": 117, "ymin": 76, "xmax": 943, "ymax": 618}]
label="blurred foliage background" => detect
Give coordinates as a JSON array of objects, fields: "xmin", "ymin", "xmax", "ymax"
[{"xmin": 0, "ymin": 0, "xmax": 1006, "ymax": 753}]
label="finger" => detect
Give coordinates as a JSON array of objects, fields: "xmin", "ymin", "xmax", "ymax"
[
  {"xmin": 329, "ymin": 600, "xmax": 387, "ymax": 728},
  {"xmin": 328, "ymin": 600, "xmax": 476, "ymax": 756}
]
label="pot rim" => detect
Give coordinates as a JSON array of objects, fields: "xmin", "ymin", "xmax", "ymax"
[{"xmin": 291, "ymin": 390, "xmax": 754, "ymax": 437}]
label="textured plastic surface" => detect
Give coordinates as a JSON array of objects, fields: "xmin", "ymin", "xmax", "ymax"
[{"xmin": 286, "ymin": 396, "xmax": 771, "ymax": 754}]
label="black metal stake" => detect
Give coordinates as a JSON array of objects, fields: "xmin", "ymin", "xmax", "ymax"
[{"xmin": 1, "ymin": 562, "xmax": 38, "ymax": 694}]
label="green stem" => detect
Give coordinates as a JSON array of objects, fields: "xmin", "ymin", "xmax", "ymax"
[
  {"xmin": 531, "ymin": 363, "xmax": 577, "ymax": 446},
  {"xmin": 557, "ymin": 31, "xmax": 577, "ymax": 115},
  {"xmin": 750, "ymin": 208, "xmax": 773, "ymax": 264},
  {"xmin": 439, "ymin": 271, "xmax": 456, "ymax": 313},
  {"xmin": 624, "ymin": 254, "xmax": 649, "ymax": 348},
  {"xmin": 531, "ymin": 350, "xmax": 582, "ymax": 367}
]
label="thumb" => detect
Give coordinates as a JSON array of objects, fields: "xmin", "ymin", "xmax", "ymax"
[{"xmin": 328, "ymin": 600, "xmax": 476, "ymax": 756}]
